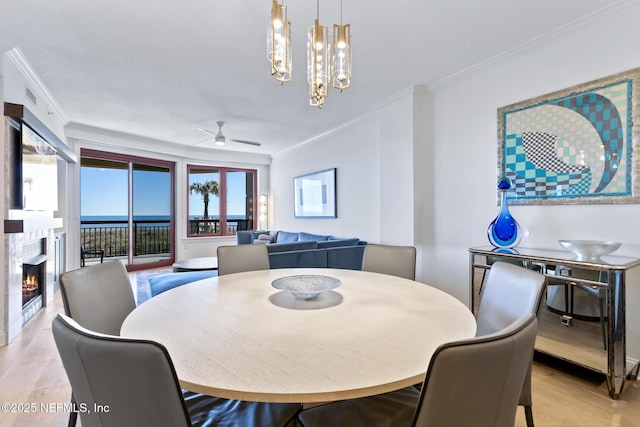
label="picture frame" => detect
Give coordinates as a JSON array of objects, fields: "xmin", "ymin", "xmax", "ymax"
[
  {"xmin": 294, "ymin": 168, "xmax": 337, "ymax": 218},
  {"xmin": 497, "ymin": 68, "xmax": 640, "ymax": 205}
]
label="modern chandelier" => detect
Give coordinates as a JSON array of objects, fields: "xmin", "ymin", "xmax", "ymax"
[
  {"xmin": 332, "ymin": 0, "xmax": 351, "ymax": 92},
  {"xmin": 268, "ymin": 0, "xmax": 351, "ymax": 108},
  {"xmin": 268, "ymin": 0, "xmax": 292, "ymax": 83},
  {"xmin": 307, "ymin": 0, "xmax": 330, "ymax": 107}
]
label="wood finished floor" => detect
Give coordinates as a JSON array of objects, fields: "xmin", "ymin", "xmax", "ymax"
[{"xmin": 1, "ymin": 275, "xmax": 639, "ymax": 426}]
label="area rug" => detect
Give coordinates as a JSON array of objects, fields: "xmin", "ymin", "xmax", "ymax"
[{"xmin": 134, "ymin": 268, "xmax": 171, "ymax": 304}]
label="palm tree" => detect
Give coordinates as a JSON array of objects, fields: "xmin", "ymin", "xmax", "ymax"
[{"xmin": 189, "ymin": 180, "xmax": 220, "ymax": 219}]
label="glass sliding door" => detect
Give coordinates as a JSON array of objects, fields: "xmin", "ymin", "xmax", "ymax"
[
  {"xmin": 80, "ymin": 157, "xmax": 130, "ymax": 263},
  {"xmin": 132, "ymin": 163, "xmax": 173, "ymax": 266},
  {"xmin": 80, "ymin": 149, "xmax": 175, "ymax": 270}
]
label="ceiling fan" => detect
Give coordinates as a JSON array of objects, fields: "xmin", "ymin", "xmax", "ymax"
[{"xmin": 196, "ymin": 121, "xmax": 261, "ymax": 147}]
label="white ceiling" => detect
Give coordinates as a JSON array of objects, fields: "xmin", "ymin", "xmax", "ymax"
[{"xmin": 0, "ymin": 0, "xmax": 621, "ymax": 155}]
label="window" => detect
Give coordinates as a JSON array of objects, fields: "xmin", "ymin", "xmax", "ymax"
[
  {"xmin": 80, "ymin": 149, "xmax": 175, "ymax": 270},
  {"xmin": 187, "ymin": 165, "xmax": 256, "ymax": 237}
]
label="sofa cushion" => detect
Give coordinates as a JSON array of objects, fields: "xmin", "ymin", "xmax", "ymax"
[
  {"xmin": 266, "ymin": 241, "xmax": 318, "ymax": 253},
  {"xmin": 276, "ymin": 231, "xmax": 299, "ymax": 243},
  {"xmin": 236, "ymin": 230, "xmax": 254, "ymax": 245},
  {"xmin": 299, "ymin": 232, "xmax": 331, "ymax": 241},
  {"xmin": 149, "ymin": 270, "xmax": 218, "ymax": 297},
  {"xmin": 326, "ymin": 245, "xmax": 366, "ymax": 270},
  {"xmin": 317, "ymin": 238, "xmax": 360, "ymax": 249},
  {"xmin": 269, "ymin": 249, "xmax": 328, "ymax": 269}
]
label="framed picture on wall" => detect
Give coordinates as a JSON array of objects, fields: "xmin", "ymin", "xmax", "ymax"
[
  {"xmin": 294, "ymin": 168, "xmax": 337, "ymax": 218},
  {"xmin": 497, "ymin": 67, "xmax": 640, "ymax": 205}
]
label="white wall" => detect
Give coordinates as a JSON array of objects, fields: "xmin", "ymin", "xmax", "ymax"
[
  {"xmin": 271, "ymin": 88, "xmax": 429, "ymax": 248},
  {"xmin": 378, "ymin": 89, "xmax": 416, "ymax": 245},
  {"xmin": 271, "ymin": 113, "xmax": 381, "ymax": 243},
  {"xmin": 427, "ymin": 2, "xmax": 640, "ymax": 304},
  {"xmin": 412, "ymin": 88, "xmax": 435, "ymax": 282}
]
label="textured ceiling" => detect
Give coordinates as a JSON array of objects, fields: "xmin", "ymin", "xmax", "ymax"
[{"xmin": 0, "ymin": 0, "xmax": 622, "ymax": 155}]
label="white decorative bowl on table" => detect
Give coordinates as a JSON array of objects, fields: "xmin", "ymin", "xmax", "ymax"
[
  {"xmin": 558, "ymin": 240, "xmax": 621, "ymax": 261},
  {"xmin": 272, "ymin": 275, "xmax": 341, "ymax": 300}
]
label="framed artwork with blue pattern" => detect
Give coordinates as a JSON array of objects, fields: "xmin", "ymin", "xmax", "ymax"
[{"xmin": 497, "ymin": 68, "xmax": 640, "ymax": 205}]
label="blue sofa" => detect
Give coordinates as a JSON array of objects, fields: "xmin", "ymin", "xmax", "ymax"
[{"xmin": 236, "ymin": 230, "xmax": 366, "ymax": 270}]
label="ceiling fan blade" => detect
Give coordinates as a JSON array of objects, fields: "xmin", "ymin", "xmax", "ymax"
[
  {"xmin": 198, "ymin": 127, "xmax": 217, "ymax": 137},
  {"xmin": 194, "ymin": 137, "xmax": 215, "ymax": 145},
  {"xmin": 198, "ymin": 123, "xmax": 260, "ymax": 147},
  {"xmin": 230, "ymin": 139, "xmax": 262, "ymax": 147}
]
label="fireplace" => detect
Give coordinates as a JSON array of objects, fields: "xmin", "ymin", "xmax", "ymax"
[
  {"xmin": 22, "ymin": 239, "xmax": 47, "ymax": 325},
  {"xmin": 2, "ymin": 103, "xmax": 71, "ymax": 346}
]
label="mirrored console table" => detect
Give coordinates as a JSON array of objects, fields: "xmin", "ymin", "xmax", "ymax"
[{"xmin": 469, "ymin": 246, "xmax": 640, "ymax": 399}]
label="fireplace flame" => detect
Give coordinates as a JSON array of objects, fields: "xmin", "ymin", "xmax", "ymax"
[{"xmin": 23, "ymin": 274, "xmax": 39, "ymax": 292}]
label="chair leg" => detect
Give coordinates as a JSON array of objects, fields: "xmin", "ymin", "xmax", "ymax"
[
  {"xmin": 68, "ymin": 411, "xmax": 77, "ymax": 427},
  {"xmin": 524, "ymin": 405, "xmax": 534, "ymax": 427},
  {"xmin": 68, "ymin": 394, "xmax": 78, "ymax": 427}
]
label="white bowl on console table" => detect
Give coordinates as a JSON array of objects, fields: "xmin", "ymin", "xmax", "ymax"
[{"xmin": 558, "ymin": 240, "xmax": 621, "ymax": 261}]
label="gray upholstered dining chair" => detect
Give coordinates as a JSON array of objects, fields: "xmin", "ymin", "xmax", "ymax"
[
  {"xmin": 476, "ymin": 261, "xmax": 547, "ymax": 427},
  {"xmin": 475, "ymin": 255, "xmax": 529, "ymax": 293},
  {"xmin": 59, "ymin": 260, "xmax": 138, "ymax": 426},
  {"xmin": 217, "ymin": 244, "xmax": 270, "ymax": 276},
  {"xmin": 361, "ymin": 243, "xmax": 417, "ymax": 280},
  {"xmin": 52, "ymin": 314, "xmax": 301, "ymax": 427},
  {"xmin": 59, "ymin": 260, "xmax": 136, "ymax": 336},
  {"xmin": 298, "ymin": 314, "xmax": 538, "ymax": 427}
]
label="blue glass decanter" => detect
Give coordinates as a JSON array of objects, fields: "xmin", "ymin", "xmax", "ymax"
[{"xmin": 487, "ymin": 177, "xmax": 521, "ymax": 248}]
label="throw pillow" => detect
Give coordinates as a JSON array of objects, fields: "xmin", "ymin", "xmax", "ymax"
[
  {"xmin": 250, "ymin": 230, "xmax": 270, "ymax": 241},
  {"xmin": 257, "ymin": 234, "xmax": 274, "ymax": 243}
]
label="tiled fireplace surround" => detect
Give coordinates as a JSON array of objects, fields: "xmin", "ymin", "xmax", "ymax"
[{"xmin": 3, "ymin": 215, "xmax": 60, "ymax": 345}]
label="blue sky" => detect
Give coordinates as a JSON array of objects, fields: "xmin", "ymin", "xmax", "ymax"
[
  {"xmin": 81, "ymin": 166, "xmax": 248, "ymax": 217},
  {"xmin": 188, "ymin": 170, "xmax": 248, "ymax": 218}
]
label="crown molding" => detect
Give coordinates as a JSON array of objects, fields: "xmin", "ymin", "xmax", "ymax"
[{"xmin": 5, "ymin": 48, "xmax": 69, "ymax": 123}]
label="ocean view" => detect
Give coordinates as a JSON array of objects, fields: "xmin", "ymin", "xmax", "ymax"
[{"xmin": 81, "ymin": 215, "xmax": 248, "ymax": 228}]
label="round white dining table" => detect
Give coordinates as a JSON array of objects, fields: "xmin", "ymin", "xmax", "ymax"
[{"xmin": 121, "ymin": 268, "xmax": 476, "ymax": 403}]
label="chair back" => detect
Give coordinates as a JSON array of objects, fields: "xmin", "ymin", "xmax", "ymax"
[
  {"xmin": 362, "ymin": 244, "xmax": 417, "ymax": 280},
  {"xmin": 412, "ymin": 314, "xmax": 538, "ymax": 427},
  {"xmin": 52, "ymin": 314, "xmax": 191, "ymax": 427},
  {"xmin": 217, "ymin": 244, "xmax": 270, "ymax": 276},
  {"xmin": 59, "ymin": 261, "xmax": 136, "ymax": 336},
  {"xmin": 476, "ymin": 261, "xmax": 546, "ymax": 336}
]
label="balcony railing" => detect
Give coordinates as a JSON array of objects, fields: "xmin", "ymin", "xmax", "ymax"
[
  {"xmin": 80, "ymin": 218, "xmax": 252, "ymax": 262},
  {"xmin": 188, "ymin": 219, "xmax": 252, "ymax": 235},
  {"xmin": 80, "ymin": 219, "xmax": 171, "ymax": 260}
]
